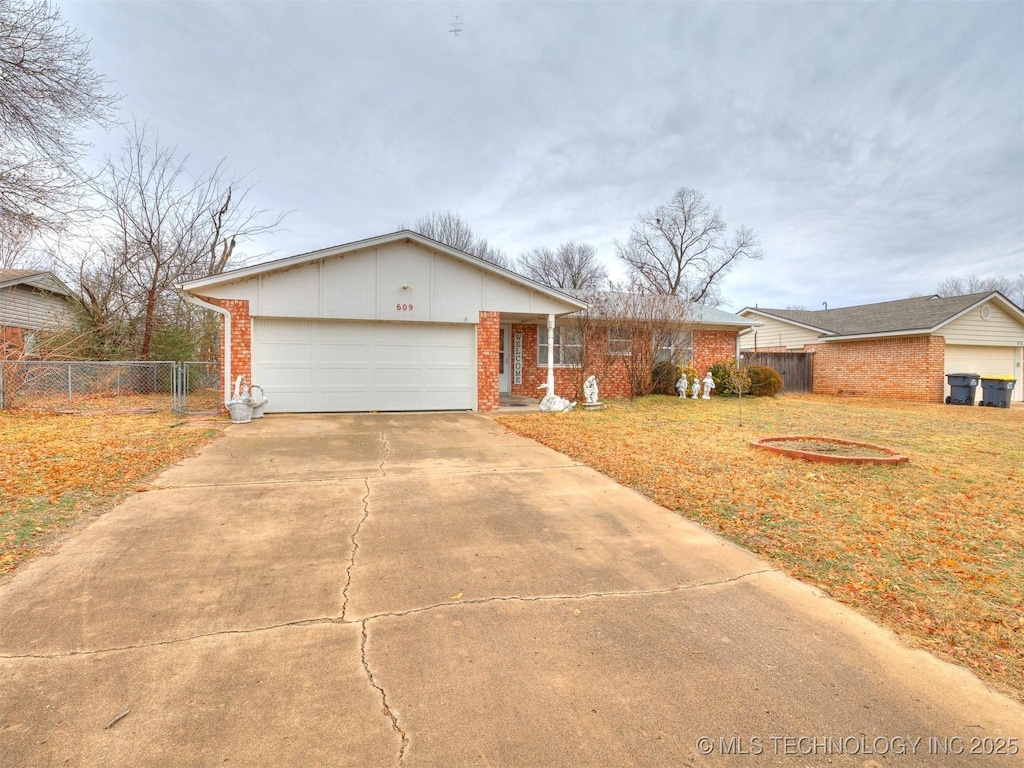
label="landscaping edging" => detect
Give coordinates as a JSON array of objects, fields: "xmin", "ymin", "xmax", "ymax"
[{"xmin": 750, "ymin": 436, "xmax": 909, "ymax": 466}]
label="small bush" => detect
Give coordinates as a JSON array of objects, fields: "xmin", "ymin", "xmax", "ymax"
[
  {"xmin": 710, "ymin": 361, "xmax": 749, "ymax": 396},
  {"xmin": 747, "ymin": 365, "xmax": 783, "ymax": 397},
  {"xmin": 650, "ymin": 360, "xmax": 680, "ymax": 395}
]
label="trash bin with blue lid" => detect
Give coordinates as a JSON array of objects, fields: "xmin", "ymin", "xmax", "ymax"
[
  {"xmin": 945, "ymin": 373, "xmax": 980, "ymax": 406},
  {"xmin": 978, "ymin": 375, "xmax": 1016, "ymax": 408}
]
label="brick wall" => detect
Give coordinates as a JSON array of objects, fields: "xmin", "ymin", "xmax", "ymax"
[
  {"xmin": 508, "ymin": 322, "xmax": 739, "ymax": 400},
  {"xmin": 1, "ymin": 325, "xmax": 24, "ymax": 359},
  {"xmin": 813, "ymin": 335, "xmax": 946, "ymax": 402},
  {"xmin": 693, "ymin": 330, "xmax": 737, "ymax": 376},
  {"xmin": 210, "ymin": 298, "xmax": 251, "ymax": 405},
  {"xmin": 477, "ymin": 311, "xmax": 501, "ymax": 412}
]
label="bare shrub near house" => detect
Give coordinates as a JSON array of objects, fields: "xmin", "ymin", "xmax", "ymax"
[{"xmin": 593, "ymin": 289, "xmax": 693, "ymax": 398}]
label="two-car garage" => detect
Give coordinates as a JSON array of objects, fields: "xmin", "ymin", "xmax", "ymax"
[{"xmin": 253, "ymin": 318, "xmax": 476, "ymax": 413}]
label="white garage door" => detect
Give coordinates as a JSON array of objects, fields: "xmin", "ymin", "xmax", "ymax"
[
  {"xmin": 253, "ymin": 318, "xmax": 476, "ymax": 412},
  {"xmin": 944, "ymin": 345, "xmax": 1021, "ymax": 402}
]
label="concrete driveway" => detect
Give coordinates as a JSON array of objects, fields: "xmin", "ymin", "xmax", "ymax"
[{"xmin": 1, "ymin": 413, "xmax": 1021, "ymax": 767}]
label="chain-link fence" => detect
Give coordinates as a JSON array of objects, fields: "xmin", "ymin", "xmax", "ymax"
[{"xmin": 0, "ymin": 360, "xmax": 222, "ymax": 415}]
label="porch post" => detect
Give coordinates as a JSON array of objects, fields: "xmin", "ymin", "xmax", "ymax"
[{"xmin": 546, "ymin": 314, "xmax": 555, "ymax": 397}]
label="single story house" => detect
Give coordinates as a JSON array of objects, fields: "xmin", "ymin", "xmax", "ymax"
[
  {"xmin": 181, "ymin": 231, "xmax": 758, "ymax": 413},
  {"xmin": 739, "ymin": 292, "xmax": 1024, "ymax": 403},
  {"xmin": 0, "ymin": 269, "xmax": 76, "ymax": 358}
]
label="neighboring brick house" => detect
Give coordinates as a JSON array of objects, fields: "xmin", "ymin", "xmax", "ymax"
[
  {"xmin": 0, "ymin": 269, "xmax": 76, "ymax": 359},
  {"xmin": 180, "ymin": 231, "xmax": 759, "ymax": 413},
  {"xmin": 739, "ymin": 292, "xmax": 1024, "ymax": 404}
]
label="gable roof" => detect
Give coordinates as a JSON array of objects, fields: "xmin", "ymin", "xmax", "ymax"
[
  {"xmin": 0, "ymin": 269, "xmax": 74, "ymax": 298},
  {"xmin": 586, "ymin": 291, "xmax": 760, "ymax": 329},
  {"xmin": 181, "ymin": 230, "xmax": 588, "ymax": 312},
  {"xmin": 741, "ymin": 292, "xmax": 1024, "ymax": 340}
]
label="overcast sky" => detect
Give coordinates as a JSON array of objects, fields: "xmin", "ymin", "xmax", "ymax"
[{"xmin": 61, "ymin": 0, "xmax": 1023, "ymax": 312}]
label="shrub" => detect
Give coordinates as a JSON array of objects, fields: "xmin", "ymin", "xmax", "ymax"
[
  {"xmin": 710, "ymin": 361, "xmax": 749, "ymax": 396},
  {"xmin": 747, "ymin": 365, "xmax": 783, "ymax": 397},
  {"xmin": 650, "ymin": 360, "xmax": 680, "ymax": 395}
]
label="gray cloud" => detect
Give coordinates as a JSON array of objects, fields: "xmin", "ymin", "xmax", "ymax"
[{"xmin": 64, "ymin": 0, "xmax": 1023, "ymax": 309}]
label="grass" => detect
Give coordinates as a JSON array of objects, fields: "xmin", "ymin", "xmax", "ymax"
[
  {"xmin": 495, "ymin": 394, "xmax": 1024, "ymax": 703},
  {"xmin": 0, "ymin": 411, "xmax": 222, "ymax": 577}
]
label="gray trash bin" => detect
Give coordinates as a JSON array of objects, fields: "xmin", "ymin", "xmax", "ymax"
[
  {"xmin": 945, "ymin": 373, "xmax": 980, "ymax": 406},
  {"xmin": 978, "ymin": 376, "xmax": 1016, "ymax": 408}
]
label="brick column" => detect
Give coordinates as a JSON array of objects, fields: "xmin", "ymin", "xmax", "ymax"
[
  {"xmin": 477, "ymin": 311, "xmax": 500, "ymax": 412},
  {"xmin": 210, "ymin": 298, "xmax": 251, "ymax": 406}
]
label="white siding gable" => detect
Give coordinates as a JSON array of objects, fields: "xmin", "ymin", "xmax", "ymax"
[
  {"xmin": 941, "ymin": 300, "xmax": 1024, "ymax": 346},
  {"xmin": 0, "ymin": 285, "xmax": 73, "ymax": 330},
  {"xmin": 739, "ymin": 313, "xmax": 821, "ymax": 351},
  {"xmin": 196, "ymin": 241, "xmax": 574, "ymax": 321}
]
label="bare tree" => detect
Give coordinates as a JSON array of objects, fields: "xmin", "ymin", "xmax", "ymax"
[
  {"xmin": 0, "ymin": 218, "xmax": 45, "ymax": 268},
  {"xmin": 61, "ymin": 125, "xmax": 283, "ymax": 360},
  {"xmin": 413, "ymin": 210, "xmax": 513, "ymax": 270},
  {"xmin": 600, "ymin": 287, "xmax": 693, "ymax": 397},
  {"xmin": 615, "ymin": 187, "xmax": 763, "ymax": 304},
  {"xmin": 0, "ymin": 0, "xmax": 117, "ymax": 234},
  {"xmin": 518, "ymin": 241, "xmax": 607, "ymax": 293},
  {"xmin": 936, "ymin": 274, "xmax": 1024, "ymax": 309}
]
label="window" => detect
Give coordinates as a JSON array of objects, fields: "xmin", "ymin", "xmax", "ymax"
[
  {"xmin": 538, "ymin": 326, "xmax": 583, "ymax": 366},
  {"xmin": 655, "ymin": 330, "xmax": 693, "ymax": 365},
  {"xmin": 608, "ymin": 327, "xmax": 632, "ymax": 356}
]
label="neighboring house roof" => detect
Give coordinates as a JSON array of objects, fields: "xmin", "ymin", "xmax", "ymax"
[
  {"xmin": 740, "ymin": 292, "xmax": 1024, "ymax": 341},
  {"xmin": 181, "ymin": 230, "xmax": 588, "ymax": 313},
  {"xmin": 0, "ymin": 269, "xmax": 74, "ymax": 298}
]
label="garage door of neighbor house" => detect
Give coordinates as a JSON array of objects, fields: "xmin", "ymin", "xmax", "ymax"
[
  {"xmin": 253, "ymin": 318, "xmax": 476, "ymax": 413},
  {"xmin": 944, "ymin": 345, "xmax": 1021, "ymax": 402}
]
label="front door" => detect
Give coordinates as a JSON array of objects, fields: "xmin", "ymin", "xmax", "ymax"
[{"xmin": 499, "ymin": 324, "xmax": 511, "ymax": 393}]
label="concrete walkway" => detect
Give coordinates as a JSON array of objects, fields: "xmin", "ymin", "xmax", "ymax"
[{"xmin": 1, "ymin": 413, "xmax": 1021, "ymax": 767}]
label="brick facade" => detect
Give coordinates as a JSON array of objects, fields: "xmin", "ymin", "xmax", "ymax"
[
  {"xmin": 211, "ymin": 298, "xmax": 252, "ymax": 405},
  {"xmin": 813, "ymin": 335, "xmax": 946, "ymax": 402},
  {"xmin": 209, "ymin": 302, "xmax": 743, "ymax": 410},
  {"xmin": 1, "ymin": 325, "xmax": 25, "ymax": 359},
  {"xmin": 508, "ymin": 323, "xmax": 739, "ymax": 400},
  {"xmin": 691, "ymin": 330, "xmax": 737, "ymax": 376},
  {"xmin": 477, "ymin": 311, "xmax": 501, "ymax": 412}
]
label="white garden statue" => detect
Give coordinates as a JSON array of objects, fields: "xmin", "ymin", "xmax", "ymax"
[
  {"xmin": 676, "ymin": 374, "xmax": 687, "ymax": 398},
  {"xmin": 537, "ymin": 382, "xmax": 576, "ymax": 413},
  {"xmin": 583, "ymin": 375, "xmax": 599, "ymax": 404},
  {"xmin": 702, "ymin": 371, "xmax": 714, "ymax": 399},
  {"xmin": 691, "ymin": 377, "xmax": 701, "ymax": 399}
]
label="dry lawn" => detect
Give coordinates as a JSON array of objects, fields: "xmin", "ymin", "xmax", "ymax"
[
  {"xmin": 495, "ymin": 394, "xmax": 1024, "ymax": 703},
  {"xmin": 0, "ymin": 411, "xmax": 222, "ymax": 577}
]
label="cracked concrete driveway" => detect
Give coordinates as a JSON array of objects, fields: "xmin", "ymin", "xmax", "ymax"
[{"xmin": 1, "ymin": 413, "xmax": 1021, "ymax": 767}]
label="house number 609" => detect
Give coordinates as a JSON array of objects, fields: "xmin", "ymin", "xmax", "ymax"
[{"xmin": 396, "ymin": 303, "xmax": 414, "ymax": 311}]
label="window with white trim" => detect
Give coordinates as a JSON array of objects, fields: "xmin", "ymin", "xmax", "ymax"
[
  {"xmin": 608, "ymin": 327, "xmax": 632, "ymax": 356},
  {"xmin": 655, "ymin": 330, "xmax": 693, "ymax": 365},
  {"xmin": 538, "ymin": 326, "xmax": 583, "ymax": 366}
]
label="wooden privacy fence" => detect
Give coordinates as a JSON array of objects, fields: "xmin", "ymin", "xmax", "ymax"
[{"xmin": 741, "ymin": 351, "xmax": 814, "ymax": 393}]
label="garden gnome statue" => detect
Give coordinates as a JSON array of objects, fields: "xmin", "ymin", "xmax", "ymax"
[
  {"xmin": 583, "ymin": 375, "xmax": 599, "ymax": 404},
  {"xmin": 702, "ymin": 371, "xmax": 714, "ymax": 399},
  {"xmin": 691, "ymin": 376, "xmax": 701, "ymax": 399},
  {"xmin": 676, "ymin": 373, "xmax": 687, "ymax": 398}
]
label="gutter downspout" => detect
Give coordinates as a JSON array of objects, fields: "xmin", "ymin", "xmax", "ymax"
[
  {"xmin": 737, "ymin": 327, "xmax": 756, "ymax": 362},
  {"xmin": 181, "ymin": 291, "xmax": 231, "ymax": 407}
]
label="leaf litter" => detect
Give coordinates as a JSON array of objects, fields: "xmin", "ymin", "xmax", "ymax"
[{"xmin": 1, "ymin": 411, "xmax": 221, "ymax": 577}]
